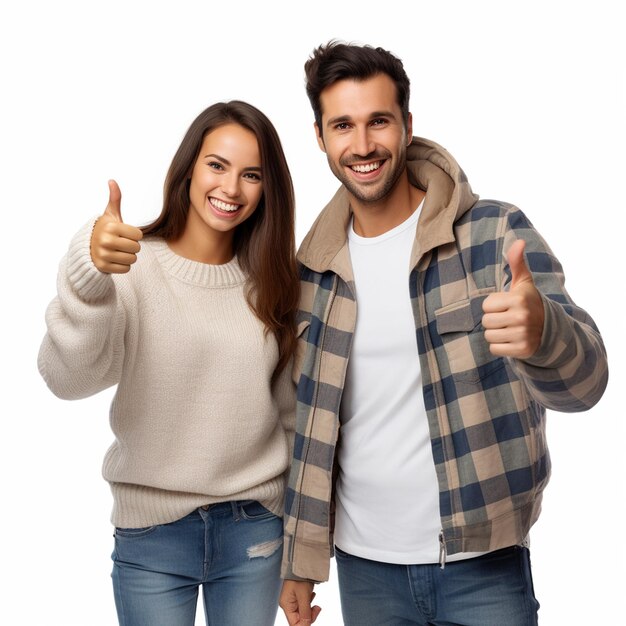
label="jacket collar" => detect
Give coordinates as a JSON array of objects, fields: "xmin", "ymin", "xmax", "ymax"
[{"xmin": 297, "ymin": 136, "xmax": 479, "ymax": 276}]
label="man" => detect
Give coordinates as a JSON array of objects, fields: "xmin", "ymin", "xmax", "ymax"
[{"xmin": 279, "ymin": 41, "xmax": 608, "ymax": 626}]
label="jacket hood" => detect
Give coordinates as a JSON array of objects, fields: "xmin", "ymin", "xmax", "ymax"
[{"xmin": 297, "ymin": 136, "xmax": 479, "ymax": 273}]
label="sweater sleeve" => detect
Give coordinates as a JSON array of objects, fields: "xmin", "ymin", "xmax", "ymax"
[
  {"xmin": 37, "ymin": 218, "xmax": 128, "ymax": 400},
  {"xmin": 500, "ymin": 208, "xmax": 608, "ymax": 412},
  {"xmin": 274, "ymin": 361, "xmax": 296, "ymax": 468}
]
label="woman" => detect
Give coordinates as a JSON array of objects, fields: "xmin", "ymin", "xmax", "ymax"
[{"xmin": 38, "ymin": 101, "xmax": 299, "ymax": 625}]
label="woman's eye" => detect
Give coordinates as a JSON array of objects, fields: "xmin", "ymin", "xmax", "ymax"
[
  {"xmin": 208, "ymin": 161, "xmax": 224, "ymax": 171},
  {"xmin": 244, "ymin": 172, "xmax": 262, "ymax": 181}
]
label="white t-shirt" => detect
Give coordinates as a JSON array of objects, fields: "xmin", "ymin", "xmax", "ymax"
[{"xmin": 335, "ymin": 201, "xmax": 484, "ymax": 564}]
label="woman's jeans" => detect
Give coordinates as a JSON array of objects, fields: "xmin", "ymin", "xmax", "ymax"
[
  {"xmin": 336, "ymin": 544, "xmax": 540, "ymax": 626},
  {"xmin": 111, "ymin": 501, "xmax": 283, "ymax": 626}
]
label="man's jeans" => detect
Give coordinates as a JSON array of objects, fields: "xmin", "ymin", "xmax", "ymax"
[
  {"xmin": 111, "ymin": 501, "xmax": 283, "ymax": 626},
  {"xmin": 336, "ymin": 544, "xmax": 540, "ymax": 625}
]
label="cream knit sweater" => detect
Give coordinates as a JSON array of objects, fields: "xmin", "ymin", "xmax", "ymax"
[{"xmin": 38, "ymin": 219, "xmax": 295, "ymax": 528}]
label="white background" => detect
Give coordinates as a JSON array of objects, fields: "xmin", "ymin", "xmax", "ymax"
[{"xmin": 1, "ymin": 1, "xmax": 623, "ymax": 624}]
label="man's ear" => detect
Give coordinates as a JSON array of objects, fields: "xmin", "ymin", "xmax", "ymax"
[
  {"xmin": 406, "ymin": 112, "xmax": 413, "ymax": 145},
  {"xmin": 314, "ymin": 122, "xmax": 326, "ymax": 152}
]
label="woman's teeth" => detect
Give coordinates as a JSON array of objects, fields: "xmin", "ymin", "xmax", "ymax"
[{"xmin": 211, "ymin": 198, "xmax": 240, "ymax": 212}]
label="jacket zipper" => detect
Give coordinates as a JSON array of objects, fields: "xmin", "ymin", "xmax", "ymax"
[
  {"xmin": 412, "ymin": 261, "xmax": 456, "ymax": 568},
  {"xmin": 438, "ymin": 530, "xmax": 447, "ymax": 569}
]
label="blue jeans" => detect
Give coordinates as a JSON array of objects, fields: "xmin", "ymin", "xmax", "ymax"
[
  {"xmin": 335, "ymin": 545, "xmax": 540, "ymax": 625},
  {"xmin": 111, "ymin": 501, "xmax": 283, "ymax": 626}
]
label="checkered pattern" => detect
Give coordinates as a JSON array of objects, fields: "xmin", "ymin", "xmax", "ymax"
[{"xmin": 282, "ymin": 138, "xmax": 608, "ymax": 582}]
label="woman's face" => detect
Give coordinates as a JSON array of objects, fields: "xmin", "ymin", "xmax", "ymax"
[{"xmin": 187, "ymin": 123, "xmax": 263, "ymax": 242}]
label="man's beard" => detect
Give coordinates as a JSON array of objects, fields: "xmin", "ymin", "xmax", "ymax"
[{"xmin": 328, "ymin": 148, "xmax": 407, "ymax": 205}]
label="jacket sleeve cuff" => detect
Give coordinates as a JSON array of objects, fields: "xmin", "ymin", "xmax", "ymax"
[
  {"xmin": 280, "ymin": 562, "xmax": 319, "ymax": 583},
  {"xmin": 521, "ymin": 294, "xmax": 573, "ymax": 369}
]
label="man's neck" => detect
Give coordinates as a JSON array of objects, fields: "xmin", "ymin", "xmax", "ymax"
[{"xmin": 351, "ymin": 172, "xmax": 426, "ymax": 238}]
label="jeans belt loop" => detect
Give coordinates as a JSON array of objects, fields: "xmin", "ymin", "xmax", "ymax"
[{"xmin": 231, "ymin": 500, "xmax": 241, "ymax": 522}]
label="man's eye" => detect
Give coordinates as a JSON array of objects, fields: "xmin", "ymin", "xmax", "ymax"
[
  {"xmin": 335, "ymin": 122, "xmax": 350, "ymax": 130},
  {"xmin": 371, "ymin": 118, "xmax": 387, "ymax": 126}
]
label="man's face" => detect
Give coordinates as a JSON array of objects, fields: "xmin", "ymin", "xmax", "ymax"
[{"xmin": 316, "ymin": 73, "xmax": 412, "ymax": 206}]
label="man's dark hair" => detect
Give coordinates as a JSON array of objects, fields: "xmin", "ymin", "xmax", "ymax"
[{"xmin": 304, "ymin": 40, "xmax": 411, "ymax": 134}]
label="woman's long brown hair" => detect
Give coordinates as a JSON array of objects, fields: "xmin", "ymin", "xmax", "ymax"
[{"xmin": 142, "ymin": 101, "xmax": 299, "ymax": 379}]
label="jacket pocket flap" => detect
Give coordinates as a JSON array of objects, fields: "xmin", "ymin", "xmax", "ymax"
[
  {"xmin": 296, "ymin": 319, "xmax": 311, "ymax": 338},
  {"xmin": 435, "ymin": 294, "xmax": 490, "ymax": 334},
  {"xmin": 292, "ymin": 319, "xmax": 311, "ymax": 385}
]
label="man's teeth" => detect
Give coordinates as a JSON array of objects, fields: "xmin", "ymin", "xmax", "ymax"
[
  {"xmin": 212, "ymin": 198, "xmax": 240, "ymax": 212},
  {"xmin": 351, "ymin": 161, "xmax": 381, "ymax": 173}
]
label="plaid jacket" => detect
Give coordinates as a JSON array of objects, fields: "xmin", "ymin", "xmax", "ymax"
[{"xmin": 282, "ymin": 137, "xmax": 608, "ymax": 582}]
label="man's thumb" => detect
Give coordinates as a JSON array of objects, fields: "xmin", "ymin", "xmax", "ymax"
[
  {"xmin": 104, "ymin": 179, "xmax": 123, "ymax": 222},
  {"xmin": 508, "ymin": 239, "xmax": 533, "ymax": 289}
]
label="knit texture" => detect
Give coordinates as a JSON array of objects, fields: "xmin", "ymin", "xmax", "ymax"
[{"xmin": 39, "ymin": 219, "xmax": 295, "ymax": 528}]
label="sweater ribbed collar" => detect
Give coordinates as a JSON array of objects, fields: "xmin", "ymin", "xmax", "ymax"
[{"xmin": 149, "ymin": 238, "xmax": 246, "ymax": 288}]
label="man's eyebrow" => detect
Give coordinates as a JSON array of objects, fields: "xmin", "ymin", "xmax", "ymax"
[
  {"xmin": 369, "ymin": 110, "xmax": 397, "ymax": 120},
  {"xmin": 326, "ymin": 115, "xmax": 352, "ymax": 127},
  {"xmin": 325, "ymin": 110, "xmax": 397, "ymax": 127},
  {"xmin": 203, "ymin": 153, "xmax": 261, "ymax": 171}
]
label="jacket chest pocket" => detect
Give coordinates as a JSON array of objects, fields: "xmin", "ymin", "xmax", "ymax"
[{"xmin": 434, "ymin": 291, "xmax": 506, "ymax": 384}]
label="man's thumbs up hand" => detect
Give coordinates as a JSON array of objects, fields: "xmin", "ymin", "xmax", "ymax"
[
  {"xmin": 90, "ymin": 180, "xmax": 144, "ymax": 274},
  {"xmin": 482, "ymin": 240, "xmax": 545, "ymax": 359}
]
